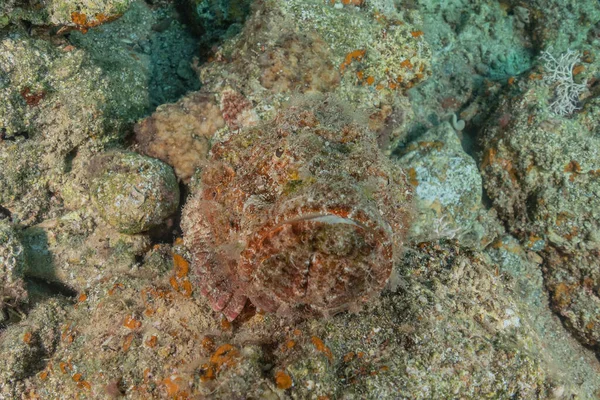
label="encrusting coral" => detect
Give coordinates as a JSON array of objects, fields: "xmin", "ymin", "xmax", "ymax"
[
  {"xmin": 182, "ymin": 96, "xmax": 413, "ymax": 320},
  {"xmin": 135, "ymin": 92, "xmax": 225, "ymax": 183}
]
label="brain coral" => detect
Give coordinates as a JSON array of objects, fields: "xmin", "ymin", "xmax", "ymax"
[{"xmin": 182, "ymin": 98, "xmax": 413, "ymax": 320}]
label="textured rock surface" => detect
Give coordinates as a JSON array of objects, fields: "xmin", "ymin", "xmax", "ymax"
[
  {"xmin": 486, "ymin": 235, "xmax": 600, "ymax": 399},
  {"xmin": 281, "ymin": 243, "xmax": 550, "ymax": 399},
  {"xmin": 0, "ymin": 298, "xmax": 69, "ymax": 399},
  {"xmin": 68, "ymin": 1, "xmax": 201, "ymax": 109},
  {"xmin": 0, "ymin": 29, "xmax": 147, "ymax": 225},
  {"xmin": 195, "ymin": 0, "xmax": 431, "ymax": 154},
  {"xmin": 398, "ymin": 122, "xmax": 489, "ymax": 247},
  {"xmin": 0, "ymin": 0, "xmax": 131, "ymax": 28},
  {"xmin": 182, "ymin": 97, "xmax": 413, "ymax": 320},
  {"xmin": 480, "ymin": 93, "xmax": 600, "ymax": 254},
  {"xmin": 89, "ymin": 151, "xmax": 180, "ymax": 234},
  {"xmin": 478, "ymin": 44, "xmax": 600, "ymax": 351},
  {"xmin": 0, "ymin": 218, "xmax": 26, "ymax": 321},
  {"xmin": 134, "ymin": 0, "xmax": 432, "ymax": 180},
  {"xmin": 3, "ymin": 241, "xmax": 598, "ymax": 398},
  {"xmin": 0, "ymin": 29, "xmax": 146, "ymax": 140},
  {"xmin": 179, "ymin": 0, "xmax": 254, "ymax": 46},
  {"xmin": 543, "ymin": 247, "xmax": 600, "ymax": 350},
  {"xmin": 21, "ymin": 210, "xmax": 152, "ymax": 291},
  {"xmin": 0, "ymin": 1, "xmax": 201, "ymax": 223},
  {"xmin": 2, "ymin": 0, "xmax": 600, "ymax": 397}
]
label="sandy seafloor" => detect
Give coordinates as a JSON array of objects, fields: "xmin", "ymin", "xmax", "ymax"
[{"xmin": 2, "ymin": 0, "xmax": 600, "ymax": 398}]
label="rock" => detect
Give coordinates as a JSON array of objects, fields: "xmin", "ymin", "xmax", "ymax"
[
  {"xmin": 0, "ymin": 29, "xmax": 148, "ymax": 224},
  {"xmin": 543, "ymin": 247, "xmax": 600, "ymax": 350},
  {"xmin": 178, "ymin": 0, "xmax": 254, "ymax": 46},
  {"xmin": 0, "ymin": 0, "xmax": 132, "ymax": 28},
  {"xmin": 21, "ymin": 210, "xmax": 152, "ymax": 290},
  {"xmin": 0, "ymin": 298, "xmax": 71, "ymax": 398},
  {"xmin": 89, "ymin": 151, "xmax": 180, "ymax": 234},
  {"xmin": 0, "ymin": 218, "xmax": 27, "ymax": 321},
  {"xmin": 195, "ymin": 0, "xmax": 432, "ymax": 154},
  {"xmin": 68, "ymin": 1, "xmax": 201, "ymax": 109},
  {"xmin": 271, "ymin": 242, "xmax": 562, "ymax": 398},
  {"xmin": 397, "ymin": 122, "xmax": 486, "ymax": 247},
  {"xmin": 478, "ymin": 53, "xmax": 600, "ymax": 353}
]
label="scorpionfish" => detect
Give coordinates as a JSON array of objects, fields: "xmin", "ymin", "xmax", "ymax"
[{"xmin": 182, "ymin": 97, "xmax": 413, "ymax": 320}]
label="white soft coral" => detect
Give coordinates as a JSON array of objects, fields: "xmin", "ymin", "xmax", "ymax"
[{"xmin": 540, "ymin": 48, "xmax": 587, "ymax": 116}]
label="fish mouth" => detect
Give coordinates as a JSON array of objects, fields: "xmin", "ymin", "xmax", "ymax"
[
  {"xmin": 278, "ymin": 212, "xmax": 364, "ymax": 228},
  {"xmin": 239, "ymin": 207, "xmax": 394, "ymax": 313}
]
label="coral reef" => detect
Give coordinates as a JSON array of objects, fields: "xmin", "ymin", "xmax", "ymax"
[
  {"xmin": 478, "ymin": 22, "xmax": 600, "ymax": 353},
  {"xmin": 2, "ymin": 0, "xmax": 600, "ymax": 397},
  {"xmin": 540, "ymin": 49, "xmax": 588, "ymax": 116},
  {"xmin": 182, "ymin": 97, "xmax": 413, "ymax": 320}
]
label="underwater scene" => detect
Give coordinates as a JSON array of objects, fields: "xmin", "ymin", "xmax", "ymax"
[{"xmin": 1, "ymin": 0, "xmax": 600, "ymax": 398}]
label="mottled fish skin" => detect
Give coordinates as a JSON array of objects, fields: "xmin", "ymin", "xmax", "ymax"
[{"xmin": 183, "ymin": 99, "xmax": 413, "ymax": 320}]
